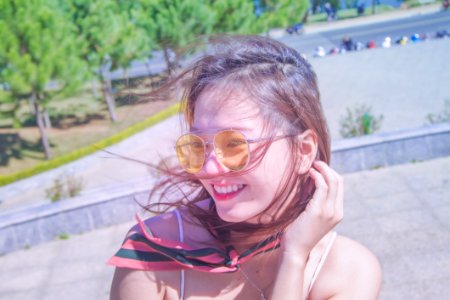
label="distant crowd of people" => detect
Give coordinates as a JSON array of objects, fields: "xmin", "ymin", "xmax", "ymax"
[{"xmin": 312, "ymin": 29, "xmax": 450, "ymax": 58}]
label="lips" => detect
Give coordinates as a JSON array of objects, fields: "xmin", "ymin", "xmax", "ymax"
[{"xmin": 212, "ymin": 184, "xmax": 245, "ymax": 201}]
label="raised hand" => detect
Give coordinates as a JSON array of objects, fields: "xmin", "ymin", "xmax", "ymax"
[{"xmin": 281, "ymin": 161, "xmax": 344, "ymax": 259}]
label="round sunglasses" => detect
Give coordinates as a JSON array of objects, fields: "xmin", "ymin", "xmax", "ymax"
[{"xmin": 175, "ymin": 129, "xmax": 293, "ymax": 174}]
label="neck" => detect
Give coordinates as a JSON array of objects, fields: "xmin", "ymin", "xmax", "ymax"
[{"xmin": 227, "ymin": 230, "xmax": 281, "ymax": 254}]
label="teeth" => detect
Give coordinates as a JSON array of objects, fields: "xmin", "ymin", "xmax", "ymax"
[{"xmin": 213, "ymin": 184, "xmax": 244, "ymax": 195}]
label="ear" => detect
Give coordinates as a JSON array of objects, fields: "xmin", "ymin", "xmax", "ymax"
[{"xmin": 297, "ymin": 129, "xmax": 318, "ymax": 175}]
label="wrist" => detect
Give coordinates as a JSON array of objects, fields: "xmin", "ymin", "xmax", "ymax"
[{"xmin": 279, "ymin": 250, "xmax": 309, "ymax": 268}]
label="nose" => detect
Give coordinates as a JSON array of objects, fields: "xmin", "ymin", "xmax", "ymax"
[{"xmin": 198, "ymin": 147, "xmax": 229, "ymax": 176}]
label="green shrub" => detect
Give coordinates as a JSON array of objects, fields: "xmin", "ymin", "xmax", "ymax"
[
  {"xmin": 45, "ymin": 178, "xmax": 65, "ymax": 202},
  {"xmin": 57, "ymin": 233, "xmax": 70, "ymax": 240},
  {"xmin": 339, "ymin": 104, "xmax": 384, "ymax": 138},
  {"xmin": 45, "ymin": 173, "xmax": 84, "ymax": 201},
  {"xmin": 426, "ymin": 100, "xmax": 450, "ymax": 124},
  {"xmin": 66, "ymin": 173, "xmax": 84, "ymax": 198}
]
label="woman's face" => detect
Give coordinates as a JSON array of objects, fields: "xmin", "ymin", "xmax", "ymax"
[{"xmin": 192, "ymin": 87, "xmax": 293, "ymax": 223}]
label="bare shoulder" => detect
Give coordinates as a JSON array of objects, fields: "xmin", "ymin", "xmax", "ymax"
[
  {"xmin": 111, "ymin": 204, "xmax": 215, "ymax": 300},
  {"xmin": 126, "ymin": 210, "xmax": 180, "ymax": 240},
  {"xmin": 111, "ymin": 211, "xmax": 188, "ymax": 300},
  {"xmin": 127, "ymin": 208, "xmax": 213, "ymax": 245},
  {"xmin": 127, "ymin": 200, "xmax": 212, "ymax": 242},
  {"xmin": 311, "ymin": 234, "xmax": 382, "ymax": 300}
]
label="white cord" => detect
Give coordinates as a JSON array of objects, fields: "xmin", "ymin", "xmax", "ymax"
[{"xmin": 240, "ymin": 268, "xmax": 266, "ymax": 300}]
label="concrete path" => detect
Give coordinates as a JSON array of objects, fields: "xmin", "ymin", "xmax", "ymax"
[{"xmin": 0, "ymin": 156, "xmax": 448, "ymax": 300}]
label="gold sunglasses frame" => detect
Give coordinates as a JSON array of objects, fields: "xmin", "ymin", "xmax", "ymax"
[{"xmin": 175, "ymin": 129, "xmax": 294, "ymax": 173}]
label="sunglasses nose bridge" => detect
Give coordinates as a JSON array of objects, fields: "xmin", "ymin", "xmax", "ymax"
[
  {"xmin": 203, "ymin": 140, "xmax": 214, "ymax": 155},
  {"xmin": 177, "ymin": 131, "xmax": 250, "ymax": 174},
  {"xmin": 203, "ymin": 140, "xmax": 224, "ymax": 161},
  {"xmin": 198, "ymin": 140, "xmax": 229, "ymax": 176}
]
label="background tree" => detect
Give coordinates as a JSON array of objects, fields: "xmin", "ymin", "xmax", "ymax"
[
  {"xmin": 329, "ymin": 0, "xmax": 341, "ymax": 13},
  {"xmin": 0, "ymin": 0, "xmax": 86, "ymax": 159},
  {"xmin": 261, "ymin": 0, "xmax": 310, "ymax": 28},
  {"xmin": 134, "ymin": 0, "xmax": 215, "ymax": 75},
  {"xmin": 0, "ymin": 89, "xmax": 21, "ymax": 129},
  {"xmin": 63, "ymin": 0, "xmax": 151, "ymax": 122},
  {"xmin": 209, "ymin": 0, "xmax": 266, "ymax": 34}
]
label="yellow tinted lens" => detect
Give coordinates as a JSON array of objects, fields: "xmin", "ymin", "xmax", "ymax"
[
  {"xmin": 175, "ymin": 134, "xmax": 205, "ymax": 173},
  {"xmin": 214, "ymin": 130, "xmax": 249, "ymax": 171}
]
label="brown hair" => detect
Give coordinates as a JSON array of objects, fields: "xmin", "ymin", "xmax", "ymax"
[{"xmin": 146, "ymin": 35, "xmax": 330, "ymax": 244}]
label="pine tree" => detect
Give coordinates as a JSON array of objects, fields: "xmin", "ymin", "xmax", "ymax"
[
  {"xmin": 134, "ymin": 0, "xmax": 215, "ymax": 75},
  {"xmin": 261, "ymin": 0, "xmax": 310, "ymax": 28},
  {"xmin": 0, "ymin": 0, "xmax": 87, "ymax": 159},
  {"xmin": 209, "ymin": 0, "xmax": 266, "ymax": 34},
  {"xmin": 62, "ymin": 0, "xmax": 151, "ymax": 122}
]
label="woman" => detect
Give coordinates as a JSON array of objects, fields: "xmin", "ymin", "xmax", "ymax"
[{"xmin": 109, "ymin": 36, "xmax": 382, "ymax": 299}]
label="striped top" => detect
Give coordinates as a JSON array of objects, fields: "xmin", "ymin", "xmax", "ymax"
[{"xmin": 107, "ymin": 213, "xmax": 282, "ymax": 273}]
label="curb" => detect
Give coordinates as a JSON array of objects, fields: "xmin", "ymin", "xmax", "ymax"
[
  {"xmin": 0, "ymin": 187, "xmax": 151, "ymax": 255},
  {"xmin": 331, "ymin": 122, "xmax": 450, "ymax": 172},
  {"xmin": 0, "ymin": 122, "xmax": 449, "ymax": 254}
]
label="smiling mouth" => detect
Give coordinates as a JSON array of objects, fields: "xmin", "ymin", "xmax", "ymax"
[{"xmin": 212, "ymin": 184, "xmax": 245, "ymax": 201}]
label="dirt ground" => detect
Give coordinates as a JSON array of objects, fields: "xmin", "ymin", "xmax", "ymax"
[{"xmin": 0, "ymin": 86, "xmax": 178, "ymax": 176}]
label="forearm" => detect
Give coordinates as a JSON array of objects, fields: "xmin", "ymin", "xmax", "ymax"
[{"xmin": 270, "ymin": 252, "xmax": 308, "ymax": 300}]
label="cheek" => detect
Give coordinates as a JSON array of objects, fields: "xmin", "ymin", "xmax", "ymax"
[
  {"xmin": 263, "ymin": 144, "xmax": 295, "ymax": 200},
  {"xmin": 199, "ymin": 179, "xmax": 212, "ymax": 193},
  {"xmin": 260, "ymin": 143, "xmax": 292, "ymax": 183}
]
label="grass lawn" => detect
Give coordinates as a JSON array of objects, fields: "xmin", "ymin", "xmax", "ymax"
[{"xmin": 0, "ymin": 76, "xmax": 177, "ymax": 176}]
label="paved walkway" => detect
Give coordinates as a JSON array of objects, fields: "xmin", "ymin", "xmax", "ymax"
[{"xmin": 0, "ymin": 156, "xmax": 448, "ymax": 300}]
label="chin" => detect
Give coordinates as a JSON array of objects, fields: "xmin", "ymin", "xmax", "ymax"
[
  {"xmin": 214, "ymin": 204, "xmax": 261, "ymax": 223},
  {"xmin": 216, "ymin": 210, "xmax": 246, "ymax": 223}
]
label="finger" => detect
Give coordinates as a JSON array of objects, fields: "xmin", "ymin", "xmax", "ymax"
[
  {"xmin": 314, "ymin": 161, "xmax": 344, "ymax": 220},
  {"xmin": 323, "ymin": 163, "xmax": 344, "ymax": 213},
  {"xmin": 335, "ymin": 173, "xmax": 344, "ymax": 218},
  {"xmin": 308, "ymin": 167, "xmax": 328, "ymax": 209},
  {"xmin": 312, "ymin": 161, "xmax": 339, "ymax": 212},
  {"xmin": 319, "ymin": 163, "xmax": 344, "ymax": 215}
]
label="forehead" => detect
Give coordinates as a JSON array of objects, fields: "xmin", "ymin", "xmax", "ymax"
[{"xmin": 192, "ymin": 86, "xmax": 262, "ymax": 132}]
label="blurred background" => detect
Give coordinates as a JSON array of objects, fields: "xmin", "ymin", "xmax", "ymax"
[{"xmin": 0, "ymin": 0, "xmax": 449, "ymax": 299}]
